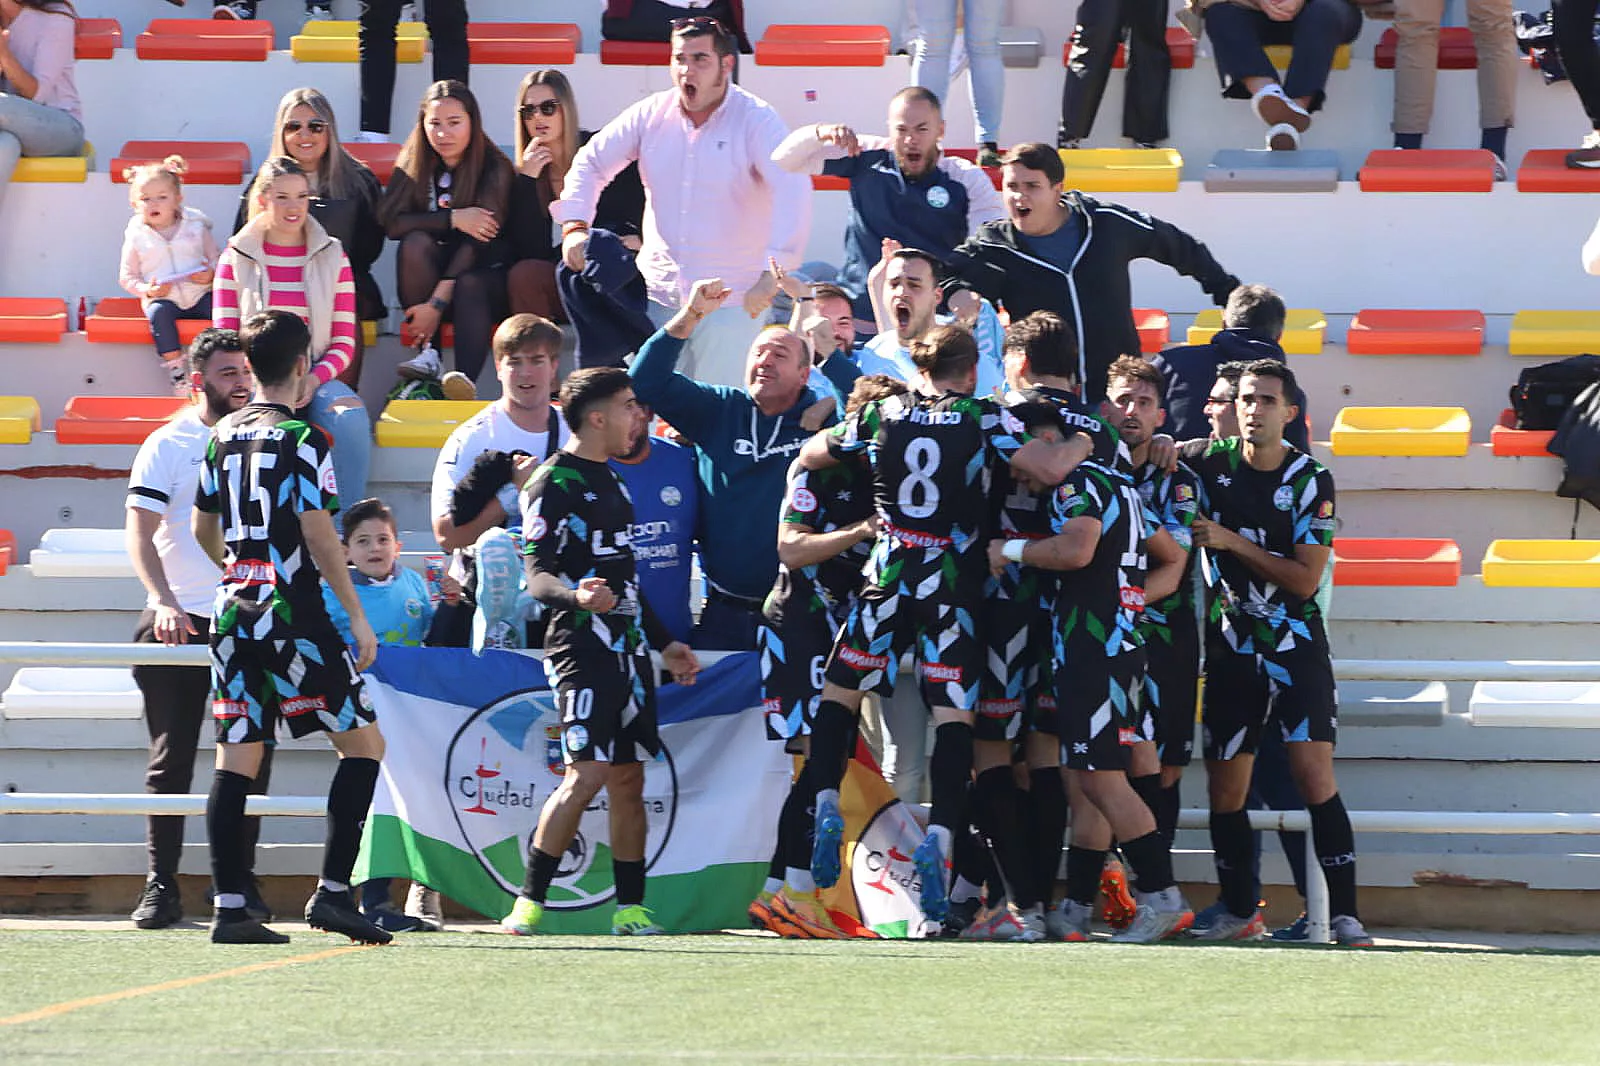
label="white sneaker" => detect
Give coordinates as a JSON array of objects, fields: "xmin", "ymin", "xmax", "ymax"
[
  {"xmin": 398, "ymin": 344, "xmax": 443, "ymax": 381},
  {"xmin": 404, "ymin": 883, "xmax": 444, "ymax": 932},
  {"xmin": 399, "ymin": 2, "xmax": 418, "ymax": 21},
  {"xmin": 212, "ymin": 2, "xmax": 253, "ymax": 19},
  {"xmin": 1013, "ymin": 904, "xmax": 1048, "ymax": 943},
  {"xmin": 1109, "ymin": 890, "xmax": 1194, "ymax": 943},
  {"xmin": 1048, "ymin": 899, "xmax": 1093, "ymax": 942},
  {"xmin": 1193, "ymin": 909, "xmax": 1266, "ymax": 941},
  {"xmin": 304, "ymin": 4, "xmax": 332, "ymax": 22},
  {"xmin": 1331, "ymin": 914, "xmax": 1374, "ymax": 947},
  {"xmin": 350, "ymin": 130, "xmax": 392, "ymax": 145}
]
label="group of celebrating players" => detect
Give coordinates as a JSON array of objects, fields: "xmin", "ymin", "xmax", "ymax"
[{"xmin": 737, "ymin": 298, "xmax": 1369, "ymax": 946}]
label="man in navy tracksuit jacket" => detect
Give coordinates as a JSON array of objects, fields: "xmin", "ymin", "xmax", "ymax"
[
  {"xmin": 630, "ymin": 279, "xmax": 857, "ymax": 651},
  {"xmin": 771, "ymin": 87, "xmax": 1005, "ymax": 323},
  {"xmin": 944, "ymin": 142, "xmax": 1239, "ymax": 402}
]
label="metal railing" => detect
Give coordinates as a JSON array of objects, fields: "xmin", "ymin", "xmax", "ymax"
[{"xmin": 5, "ymin": 642, "xmax": 1600, "ymax": 944}]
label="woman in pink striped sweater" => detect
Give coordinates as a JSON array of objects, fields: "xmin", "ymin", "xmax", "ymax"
[{"xmin": 214, "ymin": 155, "xmax": 372, "ymax": 514}]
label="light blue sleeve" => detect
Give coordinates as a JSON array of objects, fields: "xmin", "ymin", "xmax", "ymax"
[
  {"xmin": 973, "ymin": 299, "xmax": 1006, "ymax": 401},
  {"xmin": 322, "ymin": 580, "xmax": 353, "ymax": 646}
]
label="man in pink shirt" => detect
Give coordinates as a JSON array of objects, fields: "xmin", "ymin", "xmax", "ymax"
[{"xmin": 553, "ymin": 16, "xmax": 811, "ymax": 388}]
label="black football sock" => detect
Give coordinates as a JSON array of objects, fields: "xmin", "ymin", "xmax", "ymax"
[
  {"xmin": 780, "ymin": 761, "xmax": 815, "ymax": 874},
  {"xmin": 322, "ymin": 757, "xmax": 380, "ymax": 888},
  {"xmin": 613, "ymin": 858, "xmax": 646, "ymax": 907},
  {"xmin": 1130, "ymin": 772, "xmax": 1162, "ymax": 824},
  {"xmin": 1028, "ymin": 767, "xmax": 1068, "ymax": 906},
  {"xmin": 928, "ymin": 721, "xmax": 974, "ymax": 833},
  {"xmin": 522, "ymin": 848, "xmax": 562, "ymax": 904},
  {"xmin": 206, "ymin": 769, "xmax": 252, "ymax": 913},
  {"xmin": 1158, "ymin": 781, "xmax": 1182, "ymax": 849},
  {"xmin": 1120, "ymin": 830, "xmax": 1175, "ymax": 895},
  {"xmin": 972, "ymin": 766, "xmax": 1029, "ymax": 907},
  {"xmin": 808, "ymin": 701, "xmax": 854, "ymax": 794},
  {"xmin": 1064, "ymin": 845, "xmax": 1106, "ymax": 907},
  {"xmin": 1308, "ymin": 793, "xmax": 1359, "ymax": 920},
  {"xmin": 1209, "ymin": 808, "xmax": 1257, "ymax": 918}
]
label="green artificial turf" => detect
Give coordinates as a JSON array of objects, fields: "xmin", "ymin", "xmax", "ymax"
[{"xmin": 2, "ymin": 930, "xmax": 1597, "ymax": 1065}]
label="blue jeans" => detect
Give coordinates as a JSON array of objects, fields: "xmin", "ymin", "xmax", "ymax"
[
  {"xmin": 1205, "ymin": 0, "xmax": 1363, "ymax": 112},
  {"xmin": 303, "ymin": 380, "xmax": 372, "ymax": 522},
  {"xmin": 0, "ymin": 93, "xmax": 84, "ymax": 200},
  {"xmin": 146, "ymin": 293, "xmax": 213, "ymax": 358},
  {"xmin": 910, "ymin": 0, "xmax": 1006, "ymax": 144}
]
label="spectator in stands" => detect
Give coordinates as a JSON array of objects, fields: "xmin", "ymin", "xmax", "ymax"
[
  {"xmin": 235, "ymin": 89, "xmax": 385, "ymax": 389},
  {"xmin": 601, "ymin": 0, "xmax": 753, "ymax": 53},
  {"xmin": 1059, "ymin": 0, "xmax": 1172, "ymax": 150},
  {"xmin": 432, "ymin": 314, "xmax": 570, "ymax": 548},
  {"xmin": 379, "ymin": 80, "xmax": 515, "ymax": 393},
  {"xmin": 216, "ymin": 156, "xmax": 372, "ymax": 513},
  {"xmin": 860, "ymin": 244, "xmax": 1005, "ymax": 397},
  {"xmin": 507, "ymin": 69, "xmax": 645, "ymax": 326},
  {"xmin": 770, "ymin": 87, "xmax": 1005, "ymax": 329},
  {"xmin": 908, "ymin": 0, "xmax": 1005, "ymax": 166},
  {"xmin": 553, "ymin": 17, "xmax": 811, "ymax": 388},
  {"xmin": 354, "ymin": 1, "xmax": 467, "ymax": 145},
  {"xmin": 1151, "ymin": 283, "xmax": 1309, "ymax": 449},
  {"xmin": 1198, "ymin": 0, "xmax": 1364, "ymax": 150},
  {"xmin": 120, "ymin": 157, "xmax": 219, "ymax": 397},
  {"xmin": 1554, "ymin": 0, "xmax": 1600, "ymax": 167},
  {"xmin": 126, "ymin": 328, "xmax": 272, "ymax": 930},
  {"xmin": 631, "ymin": 279, "xmax": 852, "ymax": 650},
  {"xmin": 213, "ymin": 1, "xmax": 332, "ymax": 26},
  {"xmin": 610, "ymin": 404, "xmax": 701, "ymax": 646},
  {"xmin": 947, "ymin": 142, "xmax": 1239, "ymax": 401},
  {"xmin": 1391, "ymin": 0, "xmax": 1514, "ymax": 169},
  {"xmin": 0, "ymin": 0, "xmax": 83, "ymax": 203}
]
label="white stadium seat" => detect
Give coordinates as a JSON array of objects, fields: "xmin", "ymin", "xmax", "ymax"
[
  {"xmin": 28, "ymin": 528, "xmax": 134, "ymax": 579},
  {"xmin": 1468, "ymin": 682, "xmax": 1600, "ymax": 729},
  {"xmin": 3, "ymin": 666, "xmax": 143, "ymax": 719}
]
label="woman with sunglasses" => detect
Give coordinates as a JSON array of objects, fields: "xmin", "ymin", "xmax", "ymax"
[
  {"xmin": 234, "ymin": 88, "xmax": 384, "ymax": 388},
  {"xmin": 215, "ymin": 156, "xmax": 372, "ymax": 516},
  {"xmin": 378, "ymin": 80, "xmax": 515, "ymax": 391},
  {"xmin": 505, "ymin": 69, "xmax": 644, "ymax": 324}
]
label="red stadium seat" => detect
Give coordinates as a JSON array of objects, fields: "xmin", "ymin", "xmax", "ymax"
[
  {"xmin": 1491, "ymin": 408, "xmax": 1556, "ymax": 457},
  {"xmin": 56, "ymin": 396, "xmax": 190, "ymax": 446},
  {"xmin": 1103, "ymin": 27, "xmax": 1195, "ymax": 70},
  {"xmin": 75, "ymin": 18, "xmax": 122, "ymax": 60},
  {"xmin": 0, "ymin": 529, "xmax": 14, "ymax": 576},
  {"xmin": 1374, "ymin": 26, "xmax": 1478, "ymax": 69},
  {"xmin": 0, "ymin": 299, "xmax": 69, "ymax": 343},
  {"xmin": 1357, "ymin": 149, "xmax": 1498, "ymax": 192},
  {"xmin": 810, "ymin": 175, "xmax": 850, "ymax": 191},
  {"xmin": 467, "ymin": 23, "xmax": 581, "ymax": 64},
  {"xmin": 345, "ymin": 142, "xmax": 399, "ymax": 184},
  {"xmin": 110, "ymin": 141, "xmax": 251, "ymax": 185},
  {"xmin": 135, "ymin": 19, "xmax": 274, "ymax": 62},
  {"xmin": 756, "ymin": 25, "xmax": 892, "ymax": 66},
  {"xmin": 1133, "ymin": 308, "xmax": 1169, "ymax": 353},
  {"xmin": 600, "ymin": 40, "xmax": 669, "ymax": 65},
  {"xmin": 1515, "ymin": 149, "xmax": 1600, "ymax": 192},
  {"xmin": 1346, "ymin": 310, "xmax": 1485, "ymax": 355},
  {"xmin": 1334, "ymin": 538, "xmax": 1461, "ymax": 586},
  {"xmin": 86, "ymin": 298, "xmax": 210, "ymax": 346}
]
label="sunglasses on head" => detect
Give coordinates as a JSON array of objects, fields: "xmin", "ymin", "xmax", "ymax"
[
  {"xmin": 283, "ymin": 120, "xmax": 328, "ymax": 135},
  {"xmin": 518, "ymin": 100, "xmax": 561, "ymax": 119},
  {"xmin": 670, "ymin": 15, "xmax": 727, "ymax": 34}
]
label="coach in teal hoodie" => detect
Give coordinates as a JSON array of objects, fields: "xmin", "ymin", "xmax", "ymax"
[{"xmin": 630, "ymin": 279, "xmax": 857, "ymax": 650}]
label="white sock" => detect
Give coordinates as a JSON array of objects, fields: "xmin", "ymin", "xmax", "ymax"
[
  {"xmin": 214, "ymin": 892, "xmax": 247, "ymax": 910},
  {"xmin": 816, "ymin": 788, "xmax": 840, "ymax": 810},
  {"xmin": 319, "ymin": 879, "xmax": 348, "ymax": 893},
  {"xmin": 762, "ymin": 876, "xmax": 782, "ymax": 895},
  {"xmin": 785, "ymin": 867, "xmax": 815, "ymax": 894}
]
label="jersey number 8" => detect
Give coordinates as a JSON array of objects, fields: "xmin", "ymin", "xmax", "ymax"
[{"xmin": 897, "ymin": 439, "xmax": 942, "ymax": 520}]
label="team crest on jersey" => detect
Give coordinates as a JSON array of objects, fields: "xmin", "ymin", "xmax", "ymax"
[
  {"xmin": 1273, "ymin": 485, "xmax": 1294, "ymax": 511},
  {"xmin": 926, "ymin": 184, "xmax": 950, "ymax": 209},
  {"xmin": 791, "ymin": 487, "xmax": 818, "ymax": 513},
  {"xmin": 321, "ymin": 463, "xmax": 338, "ymax": 495},
  {"xmin": 660, "ymin": 485, "xmax": 682, "ymax": 506},
  {"xmin": 1175, "ymin": 484, "xmax": 1194, "ymax": 502},
  {"xmin": 1317, "ymin": 500, "xmax": 1333, "ymax": 518}
]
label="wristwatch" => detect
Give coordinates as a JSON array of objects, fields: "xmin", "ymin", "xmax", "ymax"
[{"xmin": 429, "ymin": 296, "xmax": 448, "ymax": 312}]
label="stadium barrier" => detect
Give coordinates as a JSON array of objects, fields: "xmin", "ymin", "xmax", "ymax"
[{"xmin": 6, "ymin": 642, "xmax": 1600, "ymax": 944}]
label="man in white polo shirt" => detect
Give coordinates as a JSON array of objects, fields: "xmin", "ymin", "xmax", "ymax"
[{"xmin": 127, "ymin": 328, "xmax": 270, "ymax": 930}]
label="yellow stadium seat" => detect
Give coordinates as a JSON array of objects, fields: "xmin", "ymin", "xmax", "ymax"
[
  {"xmin": 14, "ymin": 142, "xmax": 93, "ymax": 183},
  {"xmin": 0, "ymin": 396, "xmax": 43, "ymax": 444},
  {"xmin": 1263, "ymin": 44, "xmax": 1350, "ymax": 70},
  {"xmin": 1482, "ymin": 539, "xmax": 1600, "ymax": 587},
  {"xmin": 1187, "ymin": 308, "xmax": 1325, "ymax": 354},
  {"xmin": 376, "ymin": 399, "xmax": 488, "ymax": 449},
  {"xmin": 1329, "ymin": 406, "xmax": 1471, "ymax": 457},
  {"xmin": 1056, "ymin": 148, "xmax": 1182, "ymax": 193},
  {"xmin": 291, "ymin": 20, "xmax": 425, "ymax": 62},
  {"xmin": 1506, "ymin": 311, "xmax": 1600, "ymax": 357}
]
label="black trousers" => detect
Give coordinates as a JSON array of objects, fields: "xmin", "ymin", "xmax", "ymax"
[
  {"xmin": 359, "ymin": 0, "xmax": 471, "ymax": 135},
  {"xmin": 132, "ymin": 610, "xmax": 273, "ymax": 880},
  {"xmin": 1554, "ymin": 0, "xmax": 1600, "ymax": 129},
  {"xmin": 1059, "ymin": 0, "xmax": 1172, "ymax": 144}
]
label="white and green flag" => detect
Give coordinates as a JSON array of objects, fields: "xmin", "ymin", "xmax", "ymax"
[{"xmin": 354, "ymin": 648, "xmax": 791, "ymax": 932}]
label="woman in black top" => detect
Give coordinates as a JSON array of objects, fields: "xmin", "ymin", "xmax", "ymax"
[
  {"xmin": 505, "ymin": 68, "xmax": 644, "ymax": 324},
  {"xmin": 378, "ymin": 80, "xmax": 514, "ymax": 387},
  {"xmin": 234, "ymin": 87, "xmax": 384, "ymax": 388}
]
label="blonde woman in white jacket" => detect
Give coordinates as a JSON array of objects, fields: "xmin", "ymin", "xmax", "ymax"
[{"xmin": 119, "ymin": 156, "xmax": 219, "ymax": 394}]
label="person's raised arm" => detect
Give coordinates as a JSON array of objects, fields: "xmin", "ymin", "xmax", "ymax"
[
  {"xmin": 770, "ymin": 122, "xmax": 869, "ymax": 173},
  {"xmin": 1134, "ymin": 208, "xmax": 1240, "ymax": 307},
  {"xmin": 948, "ymin": 157, "xmax": 1006, "ymax": 231},
  {"xmin": 751, "ymin": 108, "xmax": 813, "ymax": 277},
  {"xmin": 553, "ymin": 102, "xmax": 650, "ymax": 271},
  {"xmin": 629, "ymin": 279, "xmax": 733, "ymax": 441}
]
